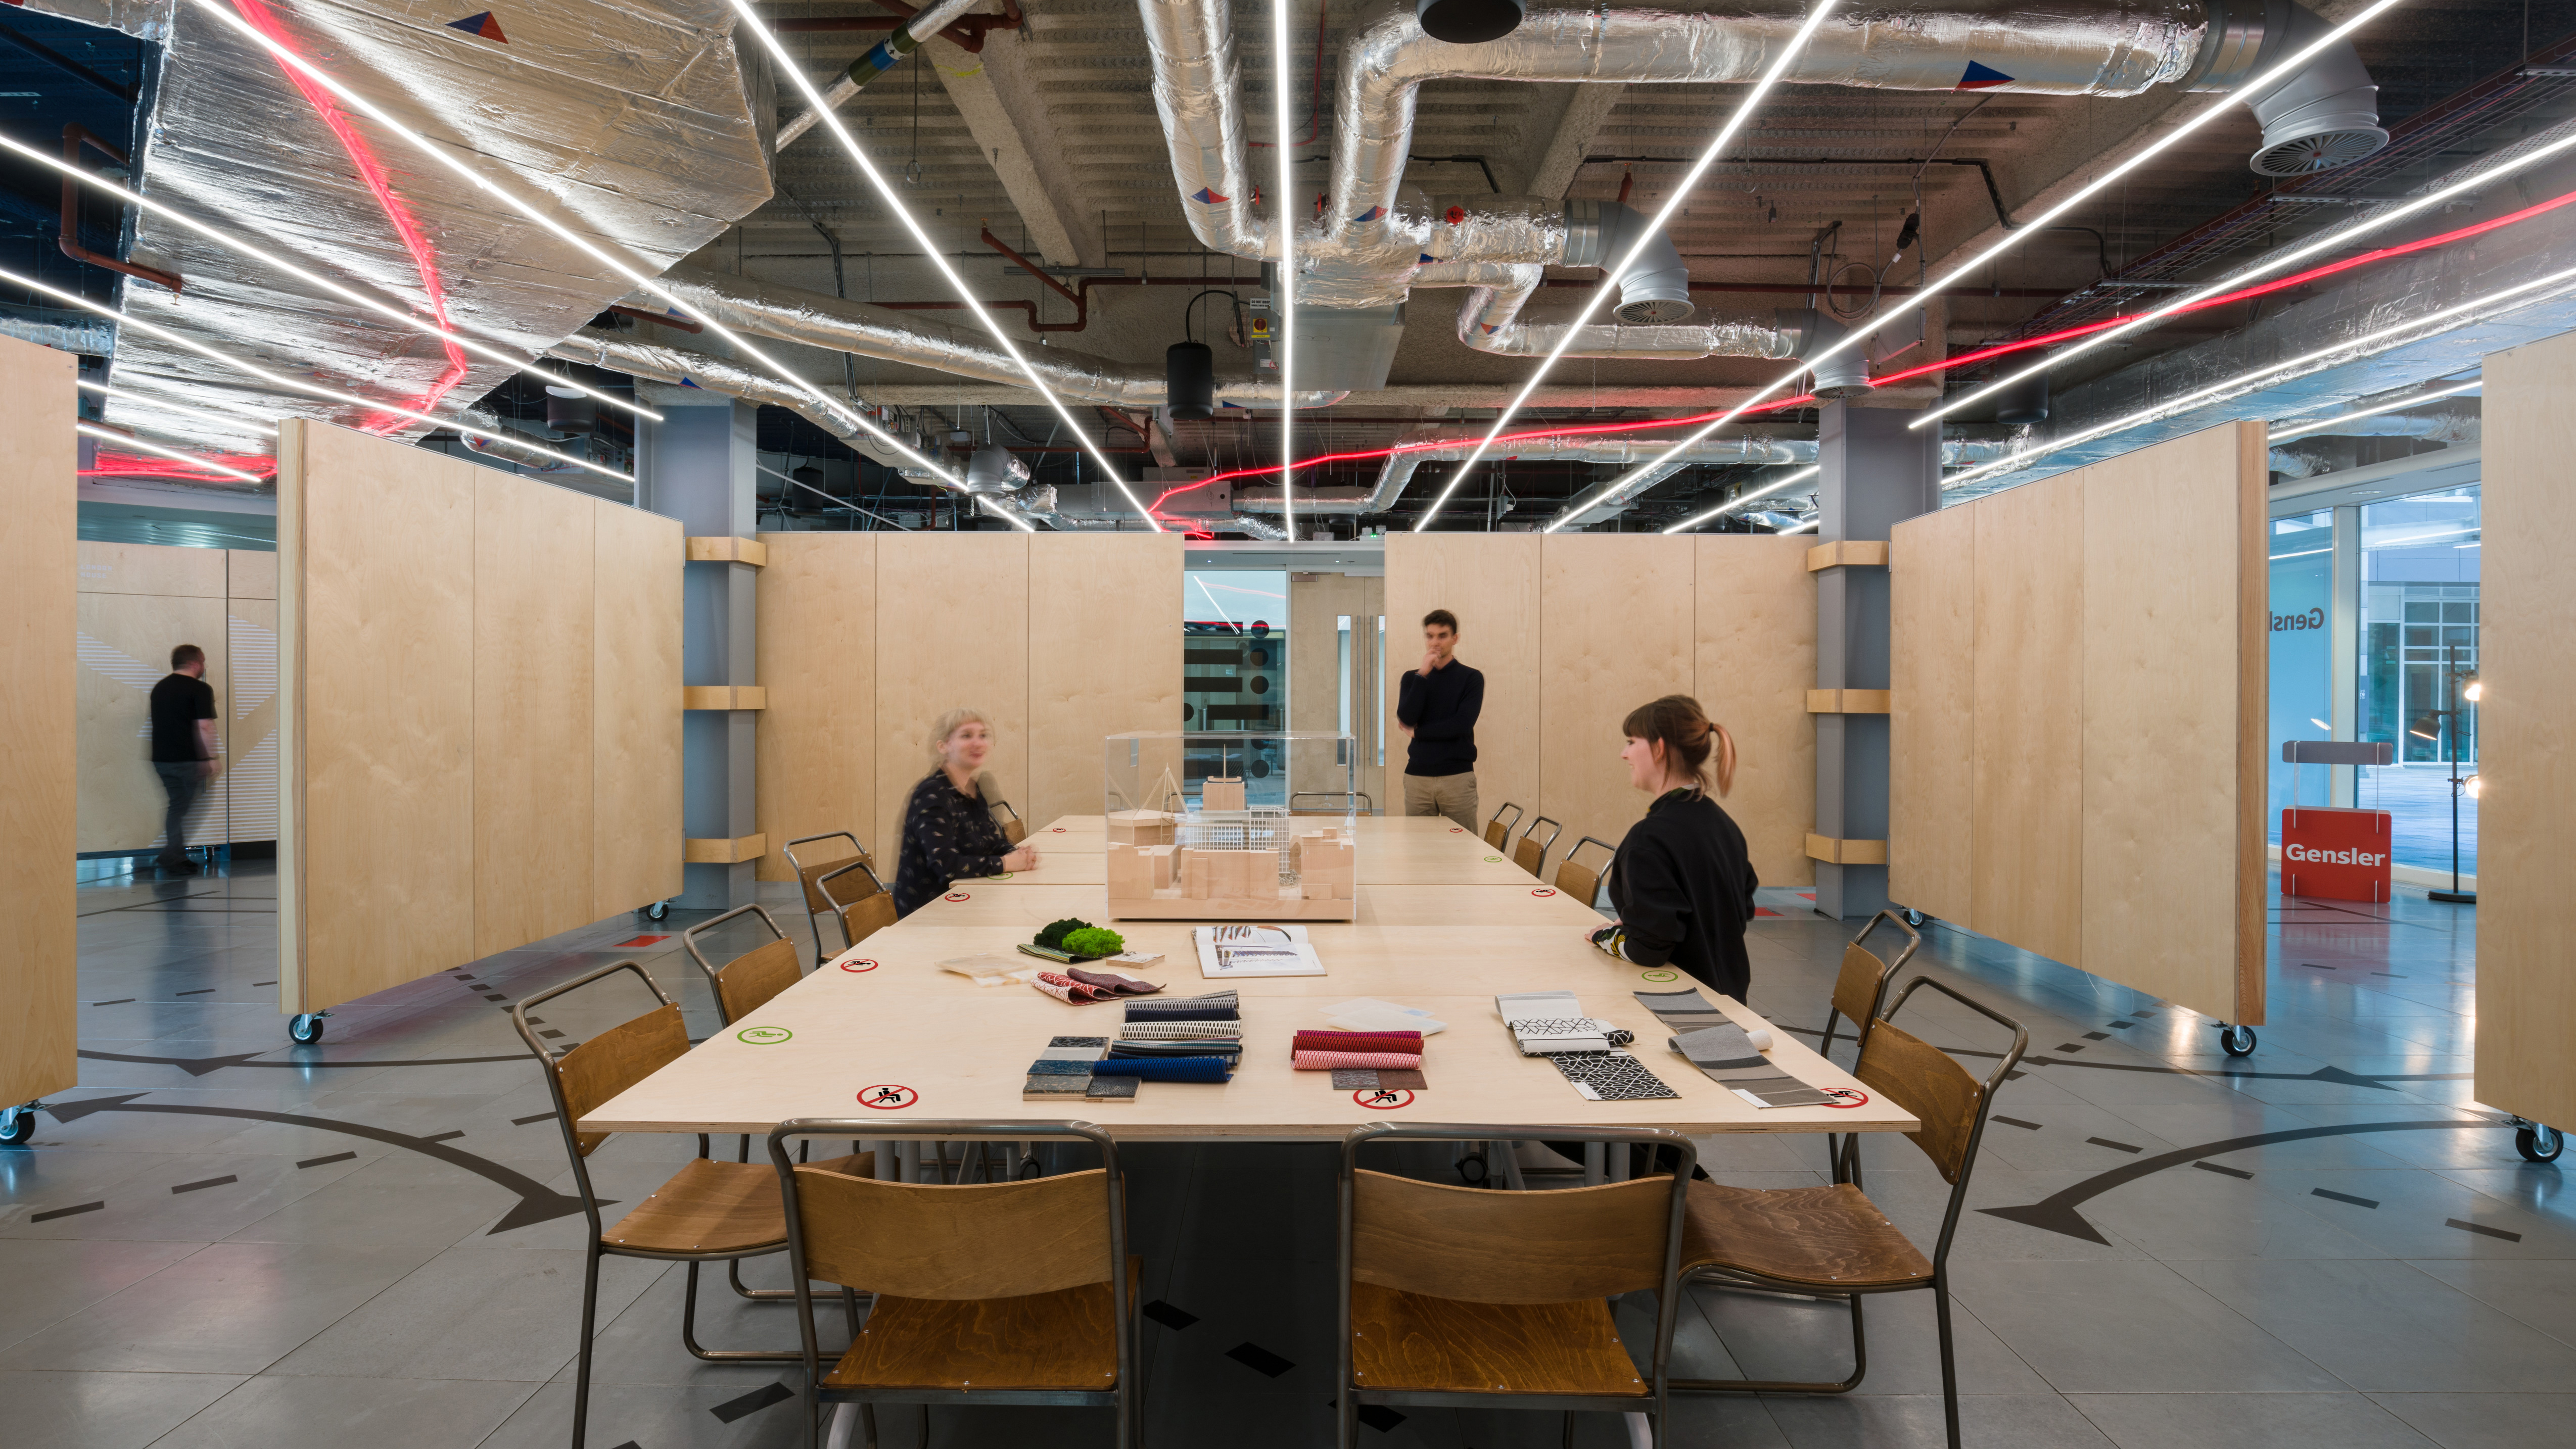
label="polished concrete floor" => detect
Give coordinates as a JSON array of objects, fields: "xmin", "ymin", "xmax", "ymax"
[{"xmin": 6, "ymin": 859, "xmax": 2565, "ymax": 1449}]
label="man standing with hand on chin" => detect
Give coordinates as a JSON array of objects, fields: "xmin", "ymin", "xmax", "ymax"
[{"xmin": 1395, "ymin": 609, "xmax": 1483, "ymax": 830}]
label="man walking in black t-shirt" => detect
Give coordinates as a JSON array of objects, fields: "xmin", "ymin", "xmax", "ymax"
[
  {"xmin": 148, "ymin": 644, "xmax": 220, "ymax": 875},
  {"xmin": 1394, "ymin": 609, "xmax": 1483, "ymax": 831}
]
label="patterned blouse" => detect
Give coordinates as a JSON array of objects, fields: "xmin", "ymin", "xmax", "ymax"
[{"xmin": 893, "ymin": 771, "xmax": 1014, "ymax": 916}]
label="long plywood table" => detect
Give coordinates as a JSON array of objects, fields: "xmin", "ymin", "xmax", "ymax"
[
  {"xmin": 589, "ymin": 816, "xmax": 1914, "ymax": 1142},
  {"xmin": 988, "ymin": 814, "xmax": 1543, "ymax": 887}
]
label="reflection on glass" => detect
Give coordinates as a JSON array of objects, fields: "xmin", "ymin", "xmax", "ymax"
[{"xmin": 1183, "ymin": 569, "xmax": 1289, "ymax": 739}]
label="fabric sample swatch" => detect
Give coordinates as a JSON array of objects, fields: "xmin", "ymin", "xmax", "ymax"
[
  {"xmin": 1547, "ymin": 1050, "xmax": 1680, "ymax": 1102},
  {"xmin": 1330, "ymin": 1068, "xmax": 1381, "ymax": 1089},
  {"xmin": 1048, "ymin": 1037, "xmax": 1111, "ymax": 1049},
  {"xmin": 1291, "ymin": 1030, "xmax": 1424, "ymax": 1052},
  {"xmin": 1634, "ymin": 988, "xmax": 1834, "ymax": 1106},
  {"xmin": 1119, "ymin": 1020, "xmax": 1245, "ymax": 1040},
  {"xmin": 1374, "ymin": 1069, "xmax": 1428, "ymax": 1091},
  {"xmin": 1023, "ymin": 1074, "xmax": 1090, "ymax": 1099},
  {"xmin": 1089, "ymin": 1056, "xmax": 1234, "ymax": 1083},
  {"xmin": 1033, "ymin": 972, "xmax": 1117, "ymax": 1004},
  {"xmin": 1037, "ymin": 1044, "xmax": 1107, "ymax": 1062},
  {"xmin": 1026, "ymin": 1059, "xmax": 1093, "ymax": 1076},
  {"xmin": 1065, "ymin": 967, "xmax": 1163, "ymax": 996},
  {"xmin": 1085, "ymin": 1076, "xmax": 1139, "ymax": 1101},
  {"xmin": 1109, "ymin": 1040, "xmax": 1243, "ymax": 1060},
  {"xmin": 1292, "ymin": 1049, "xmax": 1422, "ymax": 1071},
  {"xmin": 1127, "ymin": 989, "xmax": 1239, "ymax": 1016}
]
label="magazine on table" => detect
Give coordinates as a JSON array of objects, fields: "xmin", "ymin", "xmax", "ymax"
[{"xmin": 1194, "ymin": 924, "xmax": 1325, "ymax": 978}]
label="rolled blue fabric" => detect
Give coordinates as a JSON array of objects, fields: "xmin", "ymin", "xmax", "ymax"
[{"xmin": 1088, "ymin": 1056, "xmax": 1234, "ymax": 1083}]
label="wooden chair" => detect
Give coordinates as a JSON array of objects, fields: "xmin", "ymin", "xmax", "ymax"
[
  {"xmin": 1337, "ymin": 1123, "xmax": 1694, "ymax": 1449},
  {"xmin": 1672, "ymin": 976, "xmax": 2028, "ymax": 1449},
  {"xmin": 1816, "ymin": 909, "xmax": 1922, "ymax": 1168},
  {"xmin": 1554, "ymin": 835, "xmax": 1617, "ymax": 908},
  {"xmin": 769, "ymin": 1119, "xmax": 1139, "ymax": 1449},
  {"xmin": 1482, "ymin": 801, "xmax": 1523, "ymax": 850},
  {"xmin": 1513, "ymin": 814, "xmax": 1562, "ymax": 878},
  {"xmin": 681, "ymin": 903, "xmax": 805, "ymax": 1034},
  {"xmin": 991, "ymin": 799, "xmax": 1026, "ymax": 843},
  {"xmin": 818, "ymin": 857, "xmax": 897, "ymax": 954},
  {"xmin": 511, "ymin": 962, "xmax": 871, "ymax": 1449},
  {"xmin": 782, "ymin": 831, "xmax": 875, "ymax": 966}
]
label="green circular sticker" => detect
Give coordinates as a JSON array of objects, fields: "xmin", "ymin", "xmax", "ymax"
[
  {"xmin": 987, "ymin": 871, "xmax": 1016, "ymax": 880},
  {"xmin": 1640, "ymin": 970, "xmax": 1680, "ymax": 984},
  {"xmin": 1483, "ymin": 855, "xmax": 1503, "ymax": 863},
  {"xmin": 736, "ymin": 1026, "xmax": 793, "ymax": 1045}
]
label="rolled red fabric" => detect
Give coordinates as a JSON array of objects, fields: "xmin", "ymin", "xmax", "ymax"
[
  {"xmin": 1290, "ymin": 1030, "xmax": 1424, "ymax": 1053},
  {"xmin": 1293, "ymin": 1049, "xmax": 1423, "ymax": 1071}
]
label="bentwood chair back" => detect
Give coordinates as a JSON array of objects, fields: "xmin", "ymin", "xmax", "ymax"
[
  {"xmin": 514, "ymin": 962, "xmax": 869, "ymax": 1449},
  {"xmin": 1815, "ymin": 909, "xmax": 1920, "ymax": 1169},
  {"xmin": 783, "ymin": 831, "xmax": 874, "ymax": 965},
  {"xmin": 680, "ymin": 903, "xmax": 805, "ymax": 1027},
  {"xmin": 1673, "ymin": 976, "xmax": 2027, "ymax": 1449},
  {"xmin": 1336, "ymin": 1123, "xmax": 1693, "ymax": 1448},
  {"xmin": 819, "ymin": 858, "xmax": 897, "ymax": 953},
  {"xmin": 1554, "ymin": 835, "xmax": 1618, "ymax": 909},
  {"xmin": 992, "ymin": 799, "xmax": 1026, "ymax": 843},
  {"xmin": 1513, "ymin": 814, "xmax": 1563, "ymax": 878},
  {"xmin": 769, "ymin": 1119, "xmax": 1138, "ymax": 1449},
  {"xmin": 1482, "ymin": 801, "xmax": 1523, "ymax": 850}
]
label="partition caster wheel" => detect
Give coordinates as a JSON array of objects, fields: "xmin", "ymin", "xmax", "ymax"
[
  {"xmin": 288, "ymin": 1013, "xmax": 327, "ymax": 1045},
  {"xmin": 2217, "ymin": 1024, "xmax": 2256, "ymax": 1057},
  {"xmin": 1456, "ymin": 1151, "xmax": 1488, "ymax": 1186},
  {"xmin": 1901, "ymin": 908, "xmax": 1928, "ymax": 928},
  {"xmin": 643, "ymin": 901, "xmax": 670, "ymax": 923},
  {"xmin": 0, "ymin": 1103, "xmax": 35, "ymax": 1145},
  {"xmin": 2517, "ymin": 1124, "xmax": 2564, "ymax": 1163}
]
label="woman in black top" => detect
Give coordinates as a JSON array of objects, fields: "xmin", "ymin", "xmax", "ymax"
[
  {"xmin": 1586, "ymin": 695, "xmax": 1760, "ymax": 1001},
  {"xmin": 892, "ymin": 708, "xmax": 1039, "ymax": 916}
]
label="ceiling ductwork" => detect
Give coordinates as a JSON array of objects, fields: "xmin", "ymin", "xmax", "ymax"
[{"xmin": 2239, "ymin": 0, "xmax": 2388, "ymax": 176}]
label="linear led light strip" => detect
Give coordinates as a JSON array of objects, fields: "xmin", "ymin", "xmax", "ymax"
[
  {"xmin": 1659, "ymin": 464, "xmax": 1819, "ymax": 534},
  {"xmin": 1576, "ymin": 0, "xmax": 2410, "ymax": 512},
  {"xmin": 2268, "ymin": 378, "xmax": 2480, "ymax": 441},
  {"xmin": 191, "ymin": 0, "xmax": 969, "ymax": 494},
  {"xmin": 1424, "ymin": 0, "xmax": 1844, "ymax": 534},
  {"xmin": 730, "ymin": 0, "xmax": 1141, "ymax": 535},
  {"xmin": 75, "ymin": 422, "xmax": 265, "ymax": 482},
  {"xmin": 0, "ymin": 131, "xmax": 653, "ymax": 422},
  {"xmin": 3, "ymin": 261, "xmax": 626, "ymax": 481},
  {"xmin": 79, "ymin": 379, "xmax": 278, "ymax": 438},
  {"xmin": 1918, "ymin": 124, "xmax": 2576, "ymax": 432},
  {"xmin": 1945, "ymin": 258, "xmax": 2576, "ymax": 489},
  {"xmin": 1275, "ymin": 0, "xmax": 1300, "ymax": 542}
]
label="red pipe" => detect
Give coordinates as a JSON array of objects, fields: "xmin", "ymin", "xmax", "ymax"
[{"xmin": 59, "ymin": 124, "xmax": 181, "ymax": 294}]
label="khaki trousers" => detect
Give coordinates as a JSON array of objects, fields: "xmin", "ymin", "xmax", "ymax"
[{"xmin": 1402, "ymin": 771, "xmax": 1480, "ymax": 832}]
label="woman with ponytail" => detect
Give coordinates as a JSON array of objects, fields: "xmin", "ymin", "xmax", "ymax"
[{"xmin": 1584, "ymin": 695, "xmax": 1760, "ymax": 1001}]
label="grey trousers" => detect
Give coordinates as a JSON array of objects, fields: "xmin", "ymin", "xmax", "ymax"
[{"xmin": 154, "ymin": 761, "xmax": 203, "ymax": 866}]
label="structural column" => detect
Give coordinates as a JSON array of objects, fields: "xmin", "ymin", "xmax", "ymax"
[
  {"xmin": 642, "ymin": 398, "xmax": 762, "ymax": 910},
  {"xmin": 1812, "ymin": 402, "xmax": 1938, "ymax": 919}
]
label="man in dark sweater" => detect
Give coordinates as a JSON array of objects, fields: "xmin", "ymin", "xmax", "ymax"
[
  {"xmin": 1394, "ymin": 609, "xmax": 1483, "ymax": 830},
  {"xmin": 148, "ymin": 643, "xmax": 220, "ymax": 875}
]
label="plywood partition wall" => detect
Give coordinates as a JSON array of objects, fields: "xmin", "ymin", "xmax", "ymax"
[
  {"xmin": 1887, "ymin": 421, "xmax": 2267, "ymax": 1025},
  {"xmin": 1028, "ymin": 533, "xmax": 1184, "ymax": 825},
  {"xmin": 2477, "ymin": 328, "xmax": 2576, "ymax": 1132},
  {"xmin": 0, "ymin": 334, "xmax": 77, "ymax": 1111},
  {"xmin": 277, "ymin": 420, "xmax": 682, "ymax": 1018}
]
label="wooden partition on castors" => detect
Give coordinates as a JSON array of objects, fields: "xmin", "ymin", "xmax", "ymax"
[
  {"xmin": 1382, "ymin": 533, "xmax": 1816, "ymax": 888},
  {"xmin": 1889, "ymin": 421, "xmax": 2268, "ymax": 1025},
  {"xmin": 0, "ymin": 334, "xmax": 77, "ymax": 1113},
  {"xmin": 275, "ymin": 420, "xmax": 683, "ymax": 1020},
  {"xmin": 753, "ymin": 532, "xmax": 1183, "ymax": 880},
  {"xmin": 2477, "ymin": 329, "xmax": 2576, "ymax": 1133}
]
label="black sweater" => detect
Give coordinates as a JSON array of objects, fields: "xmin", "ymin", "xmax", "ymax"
[
  {"xmin": 1394, "ymin": 659, "xmax": 1483, "ymax": 777},
  {"xmin": 1609, "ymin": 789, "xmax": 1761, "ymax": 1002},
  {"xmin": 893, "ymin": 773, "xmax": 1014, "ymax": 917}
]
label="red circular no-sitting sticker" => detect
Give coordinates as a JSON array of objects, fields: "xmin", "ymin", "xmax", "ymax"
[
  {"xmin": 1448, "ymin": 826, "xmax": 1465, "ymax": 833},
  {"xmin": 840, "ymin": 958, "xmax": 879, "ymax": 973},
  {"xmin": 1354, "ymin": 1088, "xmax": 1416, "ymax": 1110},
  {"xmin": 1531, "ymin": 887, "xmax": 1557, "ymax": 897},
  {"xmin": 1051, "ymin": 827, "xmax": 1067, "ymax": 833},
  {"xmin": 943, "ymin": 892, "xmax": 971, "ymax": 902},
  {"xmin": 859, "ymin": 1084, "xmax": 919, "ymax": 1110}
]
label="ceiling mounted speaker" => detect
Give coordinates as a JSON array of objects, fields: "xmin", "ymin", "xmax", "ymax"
[
  {"xmin": 1417, "ymin": 0, "xmax": 1523, "ymax": 44},
  {"xmin": 1166, "ymin": 341, "xmax": 1214, "ymax": 421}
]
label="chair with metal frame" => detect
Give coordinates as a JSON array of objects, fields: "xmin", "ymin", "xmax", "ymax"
[
  {"xmin": 1554, "ymin": 834, "xmax": 1618, "ymax": 908},
  {"xmin": 511, "ymin": 961, "xmax": 871, "ymax": 1449},
  {"xmin": 818, "ymin": 857, "xmax": 897, "ymax": 956},
  {"xmin": 1670, "ymin": 975, "xmax": 2028, "ymax": 1449},
  {"xmin": 1512, "ymin": 814, "xmax": 1563, "ymax": 878},
  {"xmin": 1815, "ymin": 909, "xmax": 1922, "ymax": 1168},
  {"xmin": 1337, "ymin": 1123, "xmax": 1694, "ymax": 1449},
  {"xmin": 991, "ymin": 799, "xmax": 1026, "ymax": 843},
  {"xmin": 768, "ymin": 1118, "xmax": 1140, "ymax": 1449},
  {"xmin": 782, "ymin": 831, "xmax": 876, "ymax": 966},
  {"xmin": 1481, "ymin": 801, "xmax": 1523, "ymax": 850}
]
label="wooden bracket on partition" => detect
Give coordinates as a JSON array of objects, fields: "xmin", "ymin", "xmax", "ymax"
[
  {"xmin": 1806, "ymin": 540, "xmax": 1889, "ymax": 572},
  {"xmin": 1805, "ymin": 833, "xmax": 1888, "ymax": 865},
  {"xmin": 686, "ymin": 536, "xmax": 769, "ymax": 566},
  {"xmin": 681, "ymin": 686, "xmax": 768, "ymax": 711},
  {"xmin": 684, "ymin": 833, "xmax": 768, "ymax": 864},
  {"xmin": 1806, "ymin": 689, "xmax": 1892, "ymax": 714}
]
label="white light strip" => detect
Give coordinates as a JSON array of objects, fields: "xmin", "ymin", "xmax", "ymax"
[
  {"xmin": 5, "ymin": 262, "xmax": 628, "ymax": 481},
  {"xmin": 1431, "ymin": 0, "xmax": 1841, "ymax": 534},
  {"xmin": 0, "ymin": 131, "xmax": 657, "ymax": 421},
  {"xmin": 1917, "ymin": 123, "xmax": 2576, "ymax": 431},
  {"xmin": 1945, "ymin": 260, "xmax": 2576, "ymax": 488},
  {"xmin": 191, "ymin": 0, "xmax": 968, "ymax": 493},
  {"xmin": 76, "ymin": 422, "xmax": 266, "ymax": 482},
  {"xmin": 2268, "ymin": 379, "xmax": 2481, "ymax": 441},
  {"xmin": 730, "ymin": 0, "xmax": 1136, "ymax": 534},
  {"xmin": 1588, "ymin": 0, "xmax": 2409, "ymax": 498},
  {"xmin": 1779, "ymin": 517, "xmax": 1820, "ymax": 535},
  {"xmin": 1275, "ymin": 0, "xmax": 1299, "ymax": 542},
  {"xmin": 78, "ymin": 379, "xmax": 278, "ymax": 438},
  {"xmin": 1659, "ymin": 465, "xmax": 1820, "ymax": 534}
]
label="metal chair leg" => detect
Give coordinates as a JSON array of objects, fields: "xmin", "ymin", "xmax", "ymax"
[
  {"xmin": 1935, "ymin": 1281, "xmax": 1960, "ymax": 1449},
  {"xmin": 1668, "ymin": 1275, "xmax": 1871, "ymax": 1394},
  {"xmin": 571, "ymin": 1244, "xmax": 601, "ymax": 1449},
  {"xmin": 1562, "ymin": 1410, "xmax": 1575, "ymax": 1447},
  {"xmin": 679, "ymin": 1259, "xmax": 804, "ymax": 1361}
]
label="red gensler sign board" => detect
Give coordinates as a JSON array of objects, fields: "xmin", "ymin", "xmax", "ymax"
[{"xmin": 2280, "ymin": 807, "xmax": 2394, "ymax": 903}]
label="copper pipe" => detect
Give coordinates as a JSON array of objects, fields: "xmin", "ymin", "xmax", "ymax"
[{"xmin": 59, "ymin": 125, "xmax": 181, "ymax": 295}]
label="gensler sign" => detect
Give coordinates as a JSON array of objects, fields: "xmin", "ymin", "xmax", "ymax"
[{"xmin": 2280, "ymin": 807, "xmax": 2394, "ymax": 902}]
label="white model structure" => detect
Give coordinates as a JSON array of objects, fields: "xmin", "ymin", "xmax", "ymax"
[{"xmin": 1103, "ymin": 731, "xmax": 1359, "ymax": 921}]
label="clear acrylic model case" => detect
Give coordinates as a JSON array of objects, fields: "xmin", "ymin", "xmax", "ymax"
[{"xmin": 1102, "ymin": 731, "xmax": 1361, "ymax": 921}]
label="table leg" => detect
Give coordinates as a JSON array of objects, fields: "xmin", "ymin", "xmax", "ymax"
[{"xmin": 1584, "ymin": 1141, "xmax": 1606, "ymax": 1187}]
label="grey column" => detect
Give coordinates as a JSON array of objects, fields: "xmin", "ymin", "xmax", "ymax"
[
  {"xmin": 641, "ymin": 398, "xmax": 761, "ymax": 910},
  {"xmin": 1812, "ymin": 403, "xmax": 1939, "ymax": 920},
  {"xmin": 2330, "ymin": 504, "xmax": 2363, "ymax": 808}
]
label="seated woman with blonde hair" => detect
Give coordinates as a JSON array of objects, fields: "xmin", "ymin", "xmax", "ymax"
[
  {"xmin": 1584, "ymin": 694, "xmax": 1760, "ymax": 1001},
  {"xmin": 892, "ymin": 708, "xmax": 1038, "ymax": 917}
]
